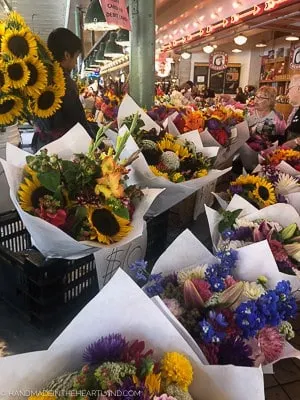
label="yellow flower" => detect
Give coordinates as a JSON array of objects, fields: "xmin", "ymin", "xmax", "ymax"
[
  {"xmin": 231, "ymin": 174, "xmax": 260, "ymax": 187},
  {"xmin": 161, "ymin": 352, "xmax": 193, "ymax": 392},
  {"xmin": 267, "ymin": 148, "xmax": 300, "ymax": 166},
  {"xmin": 243, "ymin": 282, "xmax": 265, "ymax": 300},
  {"xmin": 52, "ymin": 61, "xmax": 66, "ymax": 90},
  {"xmin": 0, "ymin": 60, "xmax": 10, "ymax": 93},
  {"xmin": 28, "ymin": 393, "xmax": 57, "ymax": 400},
  {"xmin": 23, "ymin": 56, "xmax": 48, "ymax": 96},
  {"xmin": 149, "ymin": 165, "xmax": 169, "ymax": 180},
  {"xmin": 33, "ymin": 33, "xmax": 54, "ymax": 61},
  {"xmin": 18, "ymin": 174, "xmax": 51, "ymax": 212},
  {"xmin": 95, "ymin": 172, "xmax": 124, "ymax": 199},
  {"xmin": 101, "ymin": 155, "xmax": 119, "ymax": 175},
  {"xmin": 171, "ymin": 172, "xmax": 185, "ymax": 183},
  {"xmin": 251, "ymin": 178, "xmax": 276, "ymax": 208},
  {"xmin": 5, "ymin": 11, "xmax": 27, "ymax": 30},
  {"xmin": 145, "ymin": 373, "xmax": 161, "ymax": 396},
  {"xmin": 31, "ymin": 85, "xmax": 64, "ymax": 118},
  {"xmin": 194, "ymin": 169, "xmax": 208, "ymax": 178},
  {"xmin": 1, "ymin": 28, "xmax": 37, "ymax": 59},
  {"xmin": 0, "ymin": 23, "xmax": 5, "ymax": 36},
  {"xmin": 0, "ymin": 95, "xmax": 23, "ymax": 125},
  {"xmin": 157, "ymin": 138, "xmax": 190, "ymax": 159},
  {"xmin": 5, "ymin": 59, "xmax": 30, "ymax": 89},
  {"xmin": 86, "ymin": 206, "xmax": 132, "ymax": 245}
]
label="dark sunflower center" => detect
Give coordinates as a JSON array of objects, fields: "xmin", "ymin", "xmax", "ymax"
[
  {"xmin": 8, "ymin": 36, "xmax": 29, "ymax": 58},
  {"xmin": 37, "ymin": 91, "xmax": 55, "ymax": 110},
  {"xmin": 0, "ymin": 72, "xmax": 5, "ymax": 88},
  {"xmin": 258, "ymin": 186, "xmax": 270, "ymax": 200},
  {"xmin": 91, "ymin": 208, "xmax": 120, "ymax": 236},
  {"xmin": 27, "ymin": 63, "xmax": 38, "ymax": 86},
  {"xmin": 31, "ymin": 187, "xmax": 52, "ymax": 209},
  {"xmin": 0, "ymin": 99, "xmax": 15, "ymax": 114},
  {"xmin": 8, "ymin": 63, "xmax": 24, "ymax": 81}
]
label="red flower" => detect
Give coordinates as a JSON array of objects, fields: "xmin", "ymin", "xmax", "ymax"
[
  {"xmin": 36, "ymin": 207, "xmax": 67, "ymax": 227},
  {"xmin": 211, "ymin": 129, "xmax": 229, "ymax": 146},
  {"xmin": 191, "ymin": 278, "xmax": 212, "ymax": 302},
  {"xmin": 173, "ymin": 114, "xmax": 186, "ymax": 134},
  {"xmin": 268, "ymin": 239, "xmax": 289, "ymax": 262}
]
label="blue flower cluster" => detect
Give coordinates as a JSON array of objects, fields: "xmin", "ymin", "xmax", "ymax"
[
  {"xmin": 129, "ymin": 260, "xmax": 164, "ymax": 296},
  {"xmin": 222, "ymin": 227, "xmax": 252, "ymax": 241},
  {"xmin": 199, "ymin": 311, "xmax": 228, "ymax": 344},
  {"xmin": 129, "ymin": 260, "xmax": 149, "ymax": 282},
  {"xmin": 235, "ymin": 280, "xmax": 297, "ymax": 338},
  {"xmin": 205, "ymin": 249, "xmax": 238, "ymax": 292}
]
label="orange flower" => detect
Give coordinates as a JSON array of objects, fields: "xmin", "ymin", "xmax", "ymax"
[
  {"xmin": 266, "ymin": 149, "xmax": 300, "ymax": 166},
  {"xmin": 183, "ymin": 110, "xmax": 205, "ymax": 132},
  {"xmin": 95, "ymin": 172, "xmax": 124, "ymax": 199}
]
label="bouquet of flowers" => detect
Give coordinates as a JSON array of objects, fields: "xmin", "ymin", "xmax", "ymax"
[
  {"xmin": 29, "ymin": 334, "xmax": 194, "ymax": 400},
  {"xmin": 1, "ymin": 119, "xmax": 161, "ymax": 258},
  {"xmin": 259, "ymin": 147, "xmax": 300, "ymax": 175},
  {"xmin": 116, "ymin": 95, "xmax": 230, "ymax": 216},
  {"xmin": 129, "ymin": 230, "xmax": 300, "ymax": 369},
  {"xmin": 0, "ymin": 12, "xmax": 66, "ymax": 126},
  {"xmin": 0, "ymin": 269, "xmax": 265, "ymax": 400}
]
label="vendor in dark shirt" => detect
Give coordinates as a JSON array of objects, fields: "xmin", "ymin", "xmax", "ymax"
[
  {"xmin": 32, "ymin": 28, "xmax": 93, "ymax": 151},
  {"xmin": 284, "ymin": 75, "xmax": 300, "ymax": 148}
]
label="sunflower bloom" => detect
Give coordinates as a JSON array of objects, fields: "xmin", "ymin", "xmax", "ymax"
[
  {"xmin": 1, "ymin": 28, "xmax": 37, "ymax": 58},
  {"xmin": 5, "ymin": 11, "xmax": 27, "ymax": 30},
  {"xmin": 0, "ymin": 61, "xmax": 10, "ymax": 93},
  {"xmin": 149, "ymin": 165, "xmax": 169, "ymax": 179},
  {"xmin": 161, "ymin": 352, "xmax": 193, "ymax": 392},
  {"xmin": 18, "ymin": 174, "xmax": 52, "ymax": 212},
  {"xmin": 86, "ymin": 206, "xmax": 132, "ymax": 245},
  {"xmin": 23, "ymin": 56, "xmax": 48, "ymax": 96},
  {"xmin": 157, "ymin": 138, "xmax": 190, "ymax": 159},
  {"xmin": 52, "ymin": 61, "xmax": 66, "ymax": 90},
  {"xmin": 31, "ymin": 85, "xmax": 64, "ymax": 118},
  {"xmin": 0, "ymin": 95, "xmax": 23, "ymax": 125},
  {"xmin": 5, "ymin": 59, "xmax": 30, "ymax": 89},
  {"xmin": 250, "ymin": 177, "xmax": 276, "ymax": 208}
]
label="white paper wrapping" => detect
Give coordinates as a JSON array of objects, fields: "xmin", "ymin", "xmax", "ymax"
[
  {"xmin": 0, "ymin": 123, "xmax": 163, "ymax": 259},
  {"xmin": 0, "ymin": 269, "xmax": 265, "ymax": 400},
  {"xmin": 151, "ymin": 229, "xmax": 300, "ymax": 370},
  {"xmin": 205, "ymin": 195, "xmax": 300, "ymax": 292}
]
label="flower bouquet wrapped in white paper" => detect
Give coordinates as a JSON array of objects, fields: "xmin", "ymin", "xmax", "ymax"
[
  {"xmin": 205, "ymin": 194, "xmax": 300, "ymax": 289},
  {"xmin": 116, "ymin": 96, "xmax": 231, "ymax": 217},
  {"xmin": 128, "ymin": 230, "xmax": 300, "ymax": 373},
  {"xmin": 0, "ymin": 269, "xmax": 265, "ymax": 400},
  {"xmin": 0, "ymin": 121, "xmax": 162, "ymax": 259}
]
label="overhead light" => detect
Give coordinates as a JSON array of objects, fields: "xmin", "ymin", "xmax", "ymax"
[
  {"xmin": 256, "ymin": 40, "xmax": 267, "ymax": 48},
  {"xmin": 104, "ymin": 32, "xmax": 124, "ymax": 58},
  {"xmin": 213, "ymin": 44, "xmax": 218, "ymax": 49},
  {"xmin": 84, "ymin": 0, "xmax": 119, "ymax": 31},
  {"xmin": 232, "ymin": 48, "xmax": 242, "ymax": 53},
  {"xmin": 286, "ymin": 35, "xmax": 299, "ymax": 41},
  {"xmin": 232, "ymin": 1, "xmax": 242, "ymax": 9},
  {"xmin": 234, "ymin": 35, "xmax": 247, "ymax": 45},
  {"xmin": 95, "ymin": 42, "xmax": 109, "ymax": 64},
  {"xmin": 166, "ymin": 57, "xmax": 174, "ymax": 63},
  {"xmin": 203, "ymin": 45, "xmax": 214, "ymax": 54},
  {"xmin": 116, "ymin": 29, "xmax": 130, "ymax": 47},
  {"xmin": 181, "ymin": 52, "xmax": 191, "ymax": 59}
]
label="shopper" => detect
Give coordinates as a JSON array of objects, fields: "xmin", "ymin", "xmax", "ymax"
[
  {"xmin": 32, "ymin": 28, "xmax": 94, "ymax": 151},
  {"xmin": 247, "ymin": 86, "xmax": 286, "ymax": 144},
  {"xmin": 235, "ymin": 87, "xmax": 247, "ymax": 104},
  {"xmin": 283, "ymin": 75, "xmax": 300, "ymax": 148}
]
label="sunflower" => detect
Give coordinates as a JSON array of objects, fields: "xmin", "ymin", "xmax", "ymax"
[
  {"xmin": 157, "ymin": 138, "xmax": 190, "ymax": 159},
  {"xmin": 5, "ymin": 59, "xmax": 30, "ymax": 89},
  {"xmin": 18, "ymin": 175, "xmax": 52, "ymax": 212},
  {"xmin": 230, "ymin": 174, "xmax": 261, "ymax": 188},
  {"xmin": 33, "ymin": 34, "xmax": 54, "ymax": 61},
  {"xmin": 149, "ymin": 165, "xmax": 169, "ymax": 179},
  {"xmin": 23, "ymin": 56, "xmax": 48, "ymax": 96},
  {"xmin": 1, "ymin": 28, "xmax": 37, "ymax": 59},
  {"xmin": 250, "ymin": 178, "xmax": 277, "ymax": 208},
  {"xmin": 0, "ymin": 23, "xmax": 5, "ymax": 37},
  {"xmin": 0, "ymin": 61, "xmax": 10, "ymax": 93},
  {"xmin": 86, "ymin": 206, "xmax": 132, "ymax": 245},
  {"xmin": 0, "ymin": 94, "xmax": 23, "ymax": 125},
  {"xmin": 31, "ymin": 85, "xmax": 64, "ymax": 118},
  {"xmin": 5, "ymin": 11, "xmax": 27, "ymax": 30},
  {"xmin": 52, "ymin": 61, "xmax": 66, "ymax": 89}
]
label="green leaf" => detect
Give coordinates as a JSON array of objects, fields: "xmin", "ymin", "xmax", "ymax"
[
  {"xmin": 26, "ymin": 155, "xmax": 35, "ymax": 164},
  {"xmin": 38, "ymin": 171, "xmax": 60, "ymax": 192},
  {"xmin": 113, "ymin": 205, "xmax": 130, "ymax": 220},
  {"xmin": 218, "ymin": 209, "xmax": 242, "ymax": 233},
  {"xmin": 75, "ymin": 206, "xmax": 88, "ymax": 222},
  {"xmin": 53, "ymin": 186, "xmax": 63, "ymax": 202}
]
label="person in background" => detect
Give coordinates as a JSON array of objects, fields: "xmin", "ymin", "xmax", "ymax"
[
  {"xmin": 32, "ymin": 28, "xmax": 94, "ymax": 151},
  {"xmin": 283, "ymin": 74, "xmax": 300, "ymax": 148},
  {"xmin": 235, "ymin": 87, "xmax": 247, "ymax": 104},
  {"xmin": 180, "ymin": 80, "xmax": 195, "ymax": 102},
  {"xmin": 244, "ymin": 85, "xmax": 256, "ymax": 99},
  {"xmin": 247, "ymin": 86, "xmax": 286, "ymax": 144}
]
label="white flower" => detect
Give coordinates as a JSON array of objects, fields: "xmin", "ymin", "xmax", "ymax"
[
  {"xmin": 177, "ymin": 265, "xmax": 207, "ymax": 285},
  {"xmin": 234, "ymin": 218, "xmax": 259, "ymax": 229},
  {"xmin": 243, "ymin": 282, "xmax": 265, "ymax": 300},
  {"xmin": 275, "ymin": 173, "xmax": 300, "ymax": 196}
]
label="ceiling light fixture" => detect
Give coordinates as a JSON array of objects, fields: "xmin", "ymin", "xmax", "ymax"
[
  {"xmin": 181, "ymin": 52, "xmax": 191, "ymax": 59},
  {"xmin": 286, "ymin": 35, "xmax": 299, "ymax": 41},
  {"xmin": 84, "ymin": 0, "xmax": 119, "ymax": 31},
  {"xmin": 213, "ymin": 44, "xmax": 218, "ymax": 49},
  {"xmin": 203, "ymin": 45, "xmax": 214, "ymax": 54},
  {"xmin": 256, "ymin": 40, "xmax": 267, "ymax": 48},
  {"xmin": 234, "ymin": 35, "xmax": 247, "ymax": 45},
  {"xmin": 232, "ymin": 48, "xmax": 242, "ymax": 53}
]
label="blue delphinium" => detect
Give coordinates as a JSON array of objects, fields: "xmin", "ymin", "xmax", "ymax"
[
  {"xmin": 275, "ymin": 280, "xmax": 297, "ymax": 321},
  {"xmin": 222, "ymin": 227, "xmax": 252, "ymax": 241},
  {"xmin": 129, "ymin": 260, "xmax": 148, "ymax": 282},
  {"xmin": 205, "ymin": 249, "xmax": 238, "ymax": 292},
  {"xmin": 257, "ymin": 290, "xmax": 281, "ymax": 327},
  {"xmin": 235, "ymin": 301, "xmax": 266, "ymax": 338},
  {"xmin": 144, "ymin": 274, "xmax": 164, "ymax": 297},
  {"xmin": 199, "ymin": 320, "xmax": 225, "ymax": 344}
]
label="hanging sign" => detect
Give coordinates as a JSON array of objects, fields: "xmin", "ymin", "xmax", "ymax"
[
  {"xmin": 100, "ymin": 0, "xmax": 131, "ymax": 31},
  {"xmin": 209, "ymin": 51, "xmax": 228, "ymax": 71},
  {"xmin": 290, "ymin": 43, "xmax": 300, "ymax": 70}
]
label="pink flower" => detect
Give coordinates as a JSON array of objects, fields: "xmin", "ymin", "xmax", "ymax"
[
  {"xmin": 35, "ymin": 207, "xmax": 67, "ymax": 227},
  {"xmin": 245, "ymin": 338, "xmax": 265, "ymax": 367},
  {"xmin": 163, "ymin": 298, "xmax": 184, "ymax": 318},
  {"xmin": 258, "ymin": 327, "xmax": 284, "ymax": 364},
  {"xmin": 191, "ymin": 278, "xmax": 212, "ymax": 302},
  {"xmin": 224, "ymin": 276, "xmax": 237, "ymax": 288},
  {"xmin": 268, "ymin": 239, "xmax": 289, "ymax": 262}
]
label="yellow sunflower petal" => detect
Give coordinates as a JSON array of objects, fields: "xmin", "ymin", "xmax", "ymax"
[
  {"xmin": 31, "ymin": 85, "xmax": 64, "ymax": 118},
  {"xmin": 0, "ymin": 95, "xmax": 23, "ymax": 125},
  {"xmin": 23, "ymin": 56, "xmax": 48, "ymax": 96},
  {"xmin": 5, "ymin": 59, "xmax": 30, "ymax": 89},
  {"xmin": 1, "ymin": 28, "xmax": 37, "ymax": 59}
]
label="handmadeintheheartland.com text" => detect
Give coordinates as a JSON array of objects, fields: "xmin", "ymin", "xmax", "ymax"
[{"xmin": 2, "ymin": 390, "xmax": 143, "ymax": 397}]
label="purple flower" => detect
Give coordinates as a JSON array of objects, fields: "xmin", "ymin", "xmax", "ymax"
[
  {"xmin": 83, "ymin": 333, "xmax": 127, "ymax": 364},
  {"xmin": 118, "ymin": 377, "xmax": 147, "ymax": 400},
  {"xmin": 231, "ymin": 226, "xmax": 252, "ymax": 241},
  {"xmin": 209, "ymin": 311, "xmax": 228, "ymax": 328},
  {"xmin": 207, "ymin": 118, "xmax": 221, "ymax": 131},
  {"xmin": 218, "ymin": 338, "xmax": 254, "ymax": 366},
  {"xmin": 230, "ymin": 185, "xmax": 243, "ymax": 194}
]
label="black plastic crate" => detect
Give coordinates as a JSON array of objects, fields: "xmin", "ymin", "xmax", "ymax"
[
  {"xmin": 145, "ymin": 210, "xmax": 169, "ymax": 264},
  {"xmin": 0, "ymin": 211, "xmax": 99, "ymax": 330}
]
